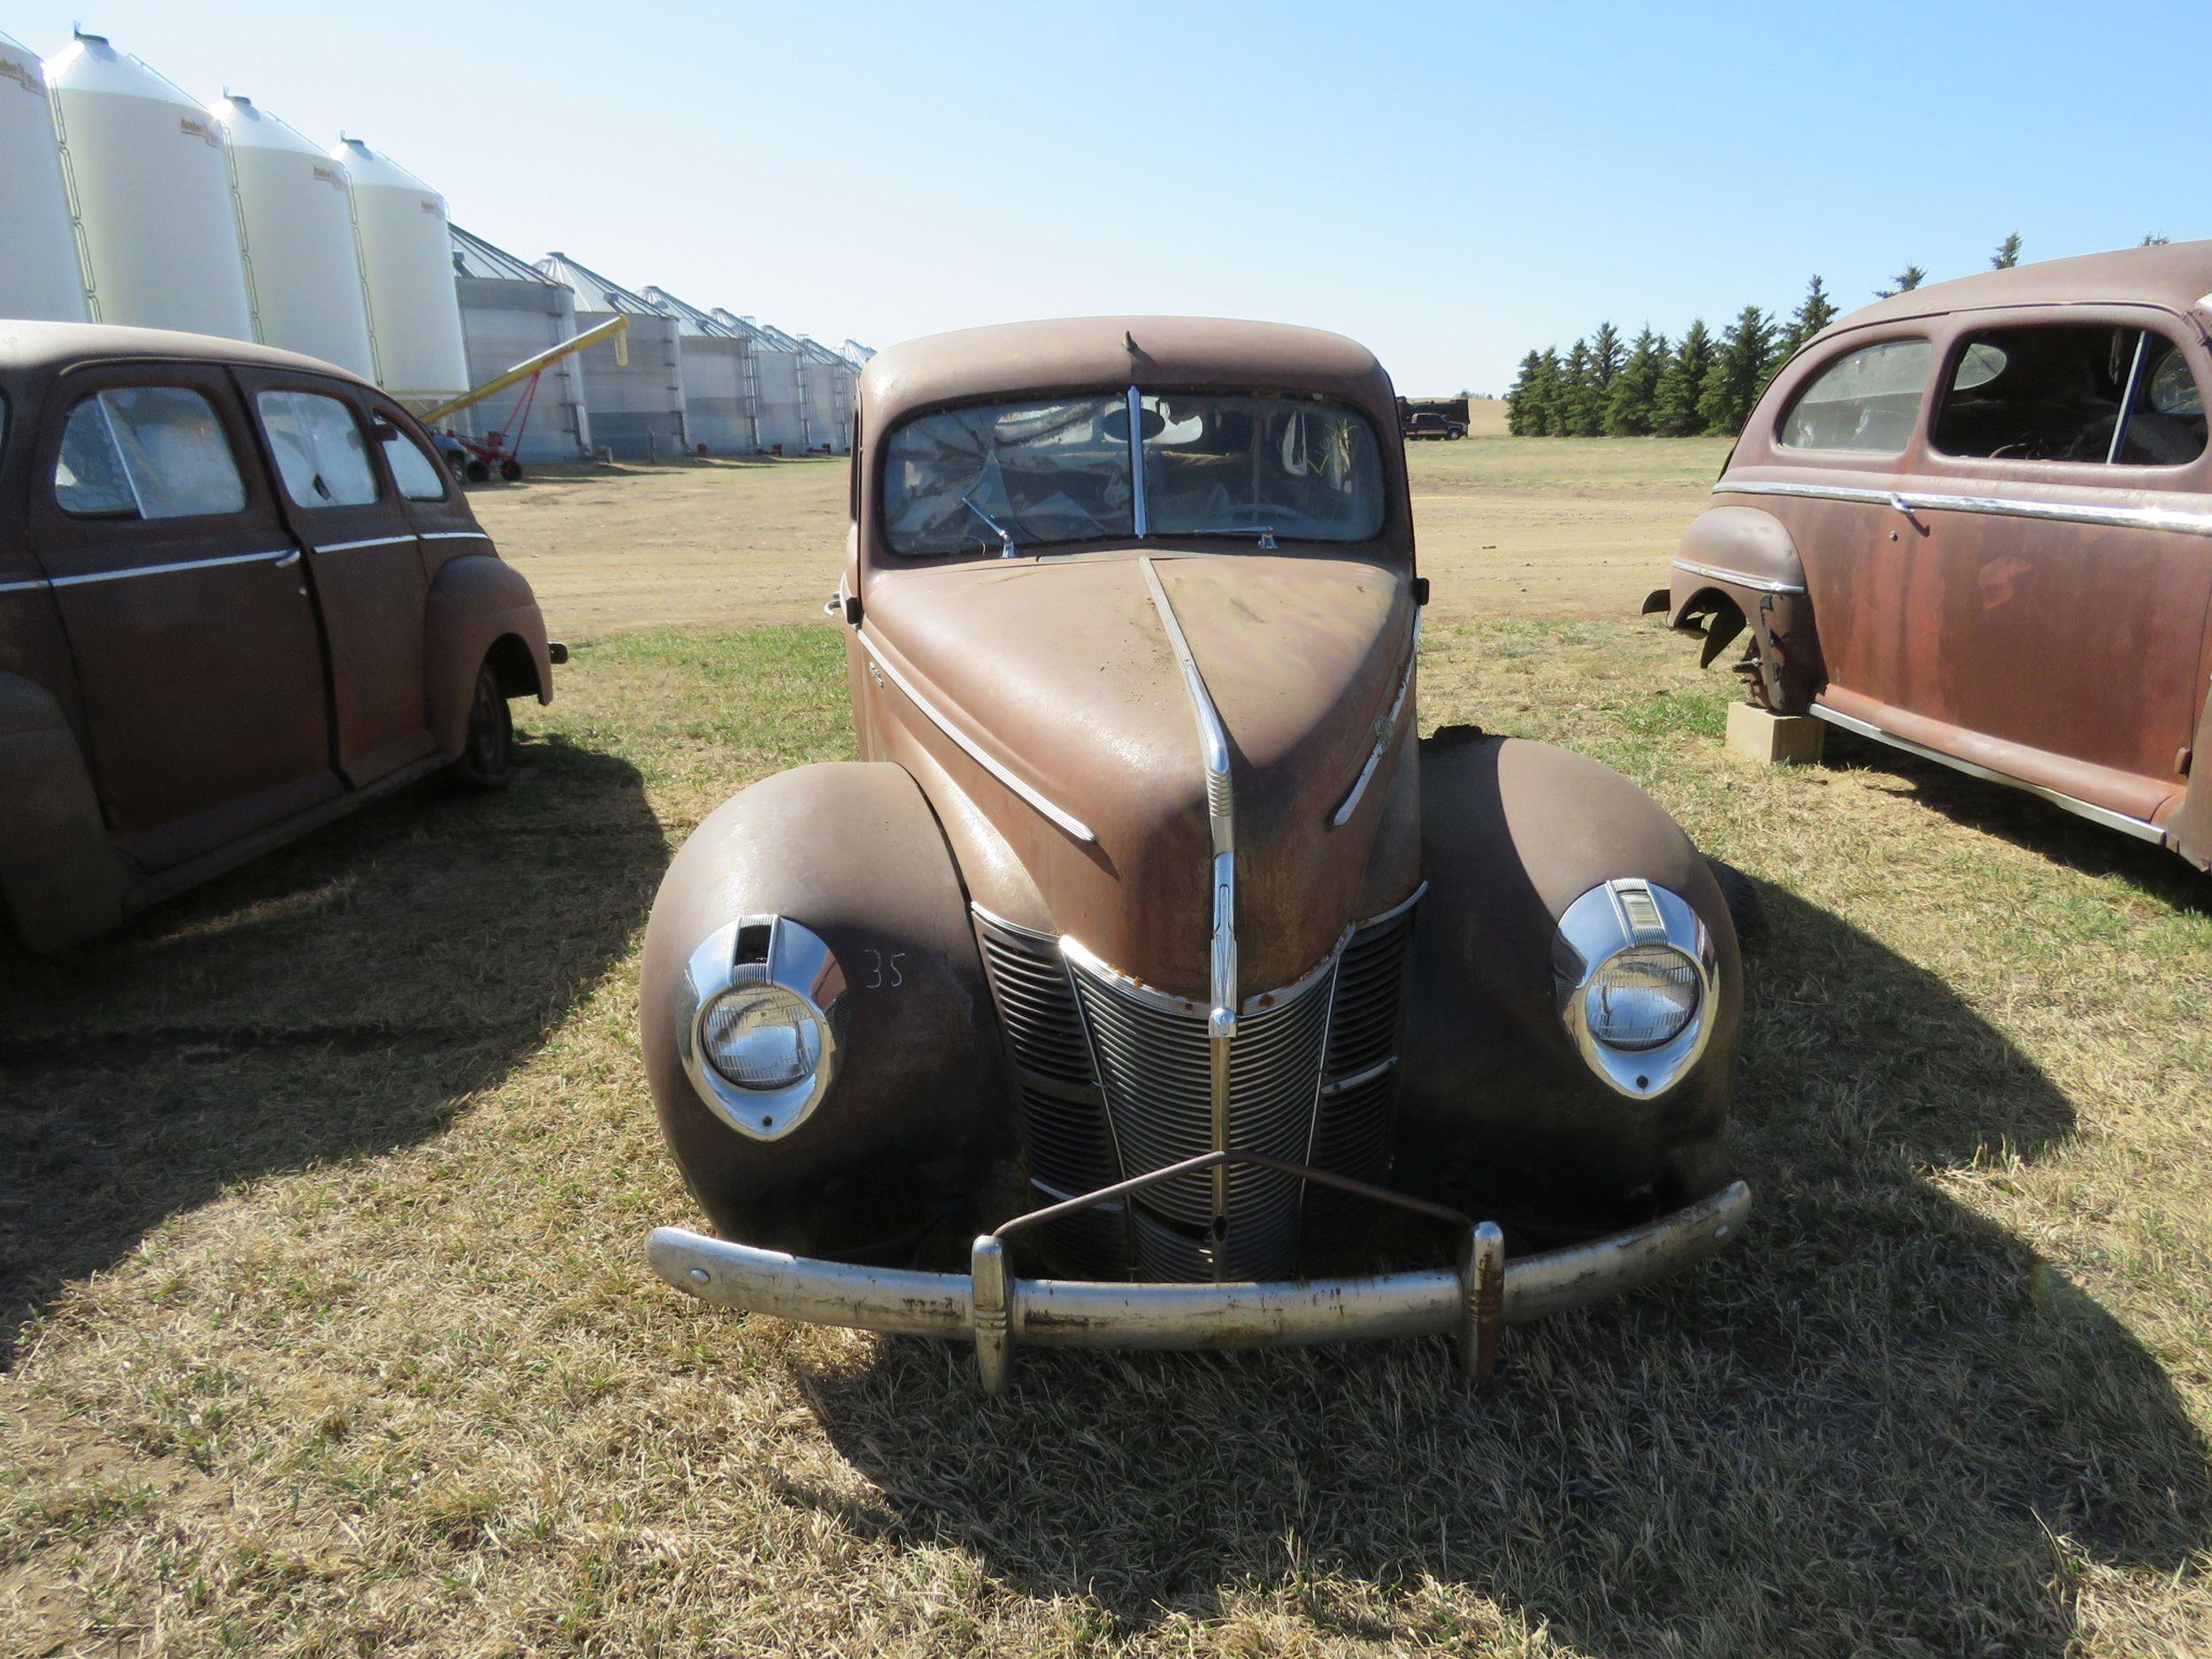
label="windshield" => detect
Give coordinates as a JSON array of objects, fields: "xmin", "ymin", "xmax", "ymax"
[{"xmin": 881, "ymin": 388, "xmax": 1386, "ymax": 557}]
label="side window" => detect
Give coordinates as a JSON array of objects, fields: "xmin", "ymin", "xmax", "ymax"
[
  {"xmin": 1775, "ymin": 340, "xmax": 1932, "ymax": 454},
  {"xmin": 53, "ymin": 387, "xmax": 248, "ymax": 520},
  {"xmin": 379, "ymin": 424, "xmax": 449, "ymax": 502},
  {"xmin": 1932, "ymin": 325, "xmax": 2208, "ymax": 466},
  {"xmin": 257, "ymin": 389, "xmax": 379, "ymax": 507}
]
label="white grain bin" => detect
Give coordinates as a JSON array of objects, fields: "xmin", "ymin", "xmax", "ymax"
[
  {"xmin": 797, "ymin": 335, "xmax": 855, "ymax": 453},
  {"xmin": 450, "ymin": 224, "xmax": 592, "ymax": 464},
  {"xmin": 535, "ymin": 253, "xmax": 686, "ymax": 461},
  {"xmin": 841, "ymin": 339, "xmax": 875, "ymax": 369},
  {"xmin": 214, "ymin": 96, "xmax": 375, "ymax": 378},
  {"xmin": 0, "ymin": 31, "xmax": 88, "ymax": 322},
  {"xmin": 718, "ymin": 311, "xmax": 806, "ymax": 453},
  {"xmin": 642, "ymin": 286, "xmax": 756, "ymax": 456},
  {"xmin": 338, "ymin": 136, "xmax": 469, "ymax": 408},
  {"xmin": 44, "ymin": 32, "xmax": 252, "ymax": 340}
]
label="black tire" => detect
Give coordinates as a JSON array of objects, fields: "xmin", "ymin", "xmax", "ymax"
[
  {"xmin": 499, "ymin": 457, "xmax": 524, "ymax": 482},
  {"xmin": 452, "ymin": 664, "xmax": 517, "ymax": 791},
  {"xmin": 1705, "ymin": 856, "xmax": 1763, "ymax": 943},
  {"xmin": 465, "ymin": 457, "xmax": 492, "ymax": 484}
]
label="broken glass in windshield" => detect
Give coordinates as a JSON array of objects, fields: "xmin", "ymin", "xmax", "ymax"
[{"xmin": 883, "ymin": 397, "xmax": 1133, "ymax": 556}]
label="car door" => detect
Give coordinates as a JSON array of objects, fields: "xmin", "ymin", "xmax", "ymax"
[
  {"xmin": 236, "ymin": 368, "xmax": 437, "ymax": 787},
  {"xmin": 1898, "ymin": 308, "xmax": 2212, "ymax": 825},
  {"xmin": 27, "ymin": 362, "xmax": 339, "ymax": 871}
]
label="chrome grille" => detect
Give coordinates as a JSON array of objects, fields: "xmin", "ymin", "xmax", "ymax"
[
  {"xmin": 1071, "ymin": 953, "xmax": 1336, "ymax": 1281},
  {"xmin": 1304, "ymin": 905, "xmax": 1417, "ymax": 1261}
]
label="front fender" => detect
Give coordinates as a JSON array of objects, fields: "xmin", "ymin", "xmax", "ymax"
[
  {"xmin": 421, "ymin": 555, "xmax": 553, "ymax": 757},
  {"xmin": 638, "ymin": 761, "xmax": 1014, "ymax": 1256},
  {"xmin": 0, "ymin": 672, "xmax": 127, "ymax": 951},
  {"xmin": 1396, "ymin": 733, "xmax": 1740, "ymax": 1232}
]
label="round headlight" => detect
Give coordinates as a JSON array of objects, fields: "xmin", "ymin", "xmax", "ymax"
[
  {"xmin": 1583, "ymin": 943, "xmax": 1700, "ymax": 1051},
  {"xmin": 701, "ymin": 982, "xmax": 825, "ymax": 1090}
]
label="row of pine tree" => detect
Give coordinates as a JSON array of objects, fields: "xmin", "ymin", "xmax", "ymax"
[{"xmin": 1502, "ymin": 233, "xmax": 2170, "ymax": 439}]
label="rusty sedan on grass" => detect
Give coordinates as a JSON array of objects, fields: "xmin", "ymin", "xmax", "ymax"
[
  {"xmin": 1651, "ymin": 242, "xmax": 2212, "ymax": 871},
  {"xmin": 641, "ymin": 318, "xmax": 1751, "ymax": 1390}
]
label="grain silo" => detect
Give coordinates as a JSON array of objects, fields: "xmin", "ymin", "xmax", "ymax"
[
  {"xmin": 213, "ymin": 96, "xmax": 376, "ymax": 378},
  {"xmin": 338, "ymin": 136, "xmax": 469, "ymax": 408},
  {"xmin": 44, "ymin": 32, "xmax": 253, "ymax": 341},
  {"xmin": 449, "ymin": 225, "xmax": 593, "ymax": 464},
  {"xmin": 0, "ymin": 30, "xmax": 88, "ymax": 322},
  {"xmin": 536, "ymin": 253, "xmax": 687, "ymax": 461},
  {"xmin": 718, "ymin": 311, "xmax": 806, "ymax": 453},
  {"xmin": 796, "ymin": 336, "xmax": 856, "ymax": 453},
  {"xmin": 641, "ymin": 286, "xmax": 756, "ymax": 455},
  {"xmin": 841, "ymin": 340, "xmax": 876, "ymax": 369}
]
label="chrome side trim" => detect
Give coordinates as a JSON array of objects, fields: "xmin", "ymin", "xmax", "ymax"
[
  {"xmin": 312, "ymin": 534, "xmax": 417, "ymax": 554},
  {"xmin": 47, "ymin": 549, "xmax": 300, "ymax": 588},
  {"xmin": 1671, "ymin": 557, "xmax": 1807, "ymax": 595},
  {"xmin": 1355, "ymin": 879, "xmax": 1430, "ymax": 933},
  {"xmin": 420, "ymin": 529, "xmax": 490, "ymax": 541},
  {"xmin": 1716, "ymin": 477, "xmax": 2212, "ymax": 537},
  {"xmin": 1141, "ymin": 553, "xmax": 1238, "ymax": 1220},
  {"xmin": 1809, "ymin": 703, "xmax": 2168, "ymax": 844},
  {"xmin": 644, "ymin": 1179, "xmax": 1754, "ymax": 1389},
  {"xmin": 1332, "ymin": 611, "xmax": 1423, "ymax": 826},
  {"xmin": 967, "ymin": 901, "xmax": 1060, "ymax": 946},
  {"xmin": 852, "ymin": 625, "xmax": 1096, "ymax": 844},
  {"xmin": 0, "ymin": 578, "xmax": 50, "ymax": 595}
]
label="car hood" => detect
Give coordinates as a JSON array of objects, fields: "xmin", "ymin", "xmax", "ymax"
[{"xmin": 859, "ymin": 549, "xmax": 1419, "ymax": 996}]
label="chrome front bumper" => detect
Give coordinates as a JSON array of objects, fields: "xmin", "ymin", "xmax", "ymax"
[{"xmin": 646, "ymin": 1177, "xmax": 1752, "ymax": 1394}]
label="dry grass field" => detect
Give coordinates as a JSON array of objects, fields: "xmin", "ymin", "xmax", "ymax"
[{"xmin": 4, "ymin": 435, "xmax": 2210, "ymax": 1657}]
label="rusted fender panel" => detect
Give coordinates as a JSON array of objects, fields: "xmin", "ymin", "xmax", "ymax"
[
  {"xmin": 639, "ymin": 761, "xmax": 1015, "ymax": 1256},
  {"xmin": 0, "ymin": 672, "xmax": 127, "ymax": 951},
  {"xmin": 422, "ymin": 555, "xmax": 554, "ymax": 757},
  {"xmin": 1666, "ymin": 505, "xmax": 1807, "ymax": 623},
  {"xmin": 1660, "ymin": 508, "xmax": 1824, "ymax": 711},
  {"xmin": 1399, "ymin": 733, "xmax": 1740, "ymax": 1230}
]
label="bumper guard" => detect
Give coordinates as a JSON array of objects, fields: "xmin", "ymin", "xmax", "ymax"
[{"xmin": 646, "ymin": 1148, "xmax": 1751, "ymax": 1394}]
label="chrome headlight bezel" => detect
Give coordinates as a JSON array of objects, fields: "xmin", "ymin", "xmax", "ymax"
[
  {"xmin": 678, "ymin": 915, "xmax": 847, "ymax": 1140},
  {"xmin": 1553, "ymin": 879, "xmax": 1718, "ymax": 1100}
]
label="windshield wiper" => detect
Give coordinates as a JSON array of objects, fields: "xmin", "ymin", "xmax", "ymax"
[{"xmin": 962, "ymin": 494, "xmax": 1019, "ymax": 558}]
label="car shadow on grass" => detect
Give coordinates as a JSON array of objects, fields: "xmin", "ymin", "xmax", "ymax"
[
  {"xmin": 1823, "ymin": 726, "xmax": 2211, "ymax": 913},
  {"xmin": 0, "ymin": 733, "xmax": 663, "ymax": 1369},
  {"xmin": 797, "ymin": 879, "xmax": 2210, "ymax": 1654}
]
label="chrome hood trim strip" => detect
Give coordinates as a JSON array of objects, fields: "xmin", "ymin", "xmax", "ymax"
[
  {"xmin": 1332, "ymin": 611, "xmax": 1422, "ymax": 826},
  {"xmin": 853, "ymin": 624, "xmax": 1097, "ymax": 844}
]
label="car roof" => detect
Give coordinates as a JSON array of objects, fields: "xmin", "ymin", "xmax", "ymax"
[
  {"xmin": 1816, "ymin": 240, "xmax": 2212, "ymax": 343},
  {"xmin": 0, "ymin": 319, "xmax": 374, "ymax": 385},
  {"xmin": 859, "ymin": 316, "xmax": 1396, "ymax": 431}
]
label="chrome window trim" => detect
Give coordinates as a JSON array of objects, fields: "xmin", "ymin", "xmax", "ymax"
[
  {"xmin": 45, "ymin": 548, "xmax": 300, "ymax": 588},
  {"xmin": 1716, "ymin": 477, "xmax": 2212, "ymax": 537},
  {"xmin": 1671, "ymin": 557, "xmax": 1807, "ymax": 595},
  {"xmin": 851, "ymin": 624, "xmax": 1097, "ymax": 844},
  {"xmin": 1332, "ymin": 611, "xmax": 1423, "ymax": 826},
  {"xmin": 1126, "ymin": 384, "xmax": 1148, "ymax": 538},
  {"xmin": 1808, "ymin": 703, "xmax": 2167, "ymax": 844}
]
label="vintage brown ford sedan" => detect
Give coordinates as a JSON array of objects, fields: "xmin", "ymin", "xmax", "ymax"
[
  {"xmin": 642, "ymin": 318, "xmax": 1750, "ymax": 1389},
  {"xmin": 1652, "ymin": 242, "xmax": 2212, "ymax": 870},
  {"xmin": 0, "ymin": 322, "xmax": 557, "ymax": 951}
]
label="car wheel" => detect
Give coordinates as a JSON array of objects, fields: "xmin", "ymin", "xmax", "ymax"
[
  {"xmin": 1705, "ymin": 856, "xmax": 1763, "ymax": 943},
  {"xmin": 453, "ymin": 663, "xmax": 517, "ymax": 791},
  {"xmin": 499, "ymin": 458, "xmax": 525, "ymax": 482}
]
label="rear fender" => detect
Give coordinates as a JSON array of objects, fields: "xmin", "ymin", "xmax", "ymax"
[
  {"xmin": 1396, "ymin": 733, "xmax": 1740, "ymax": 1230},
  {"xmin": 1660, "ymin": 507, "xmax": 1823, "ymax": 711},
  {"xmin": 638, "ymin": 761, "xmax": 1015, "ymax": 1256},
  {"xmin": 422, "ymin": 555, "xmax": 553, "ymax": 757},
  {"xmin": 0, "ymin": 672, "xmax": 127, "ymax": 951}
]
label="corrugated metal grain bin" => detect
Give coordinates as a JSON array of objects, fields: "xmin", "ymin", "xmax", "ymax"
[
  {"xmin": 450, "ymin": 224, "xmax": 592, "ymax": 464},
  {"xmin": 0, "ymin": 30, "xmax": 89, "ymax": 321},
  {"xmin": 721, "ymin": 312, "xmax": 807, "ymax": 453},
  {"xmin": 339, "ymin": 137, "xmax": 470, "ymax": 407},
  {"xmin": 642, "ymin": 285, "xmax": 756, "ymax": 456},
  {"xmin": 536, "ymin": 252, "xmax": 686, "ymax": 462},
  {"xmin": 796, "ymin": 335, "xmax": 855, "ymax": 453}
]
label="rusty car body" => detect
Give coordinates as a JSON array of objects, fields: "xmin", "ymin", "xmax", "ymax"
[
  {"xmin": 0, "ymin": 321, "xmax": 557, "ymax": 951},
  {"xmin": 642, "ymin": 317, "xmax": 1750, "ymax": 1390},
  {"xmin": 1651, "ymin": 242, "xmax": 2212, "ymax": 869}
]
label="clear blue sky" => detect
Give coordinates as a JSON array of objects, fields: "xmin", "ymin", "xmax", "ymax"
[{"xmin": 8, "ymin": 2, "xmax": 2201, "ymax": 393}]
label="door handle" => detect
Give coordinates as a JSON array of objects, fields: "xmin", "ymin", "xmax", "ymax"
[
  {"xmin": 1886, "ymin": 492, "xmax": 1924, "ymax": 530},
  {"xmin": 273, "ymin": 549, "xmax": 301, "ymax": 569}
]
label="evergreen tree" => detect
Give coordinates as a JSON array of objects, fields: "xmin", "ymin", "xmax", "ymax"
[
  {"xmin": 2143, "ymin": 234, "xmax": 2170, "ymax": 246},
  {"xmin": 1698, "ymin": 305, "xmax": 1776, "ymax": 435},
  {"xmin": 1991, "ymin": 232, "xmax": 2022, "ymax": 269},
  {"xmin": 1588, "ymin": 322, "xmax": 1625, "ymax": 397},
  {"xmin": 1524, "ymin": 347, "xmax": 1563, "ymax": 434},
  {"xmin": 1560, "ymin": 339, "xmax": 1602, "ymax": 436},
  {"xmin": 1786, "ymin": 275, "xmax": 1838, "ymax": 354},
  {"xmin": 1603, "ymin": 327, "xmax": 1668, "ymax": 436},
  {"xmin": 1505, "ymin": 349, "xmax": 1543, "ymax": 435},
  {"xmin": 1877, "ymin": 265, "xmax": 1927, "ymax": 297},
  {"xmin": 1652, "ymin": 319, "xmax": 1714, "ymax": 437}
]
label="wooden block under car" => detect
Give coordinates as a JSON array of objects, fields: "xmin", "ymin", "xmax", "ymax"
[{"xmin": 1724, "ymin": 701, "xmax": 1825, "ymax": 766}]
